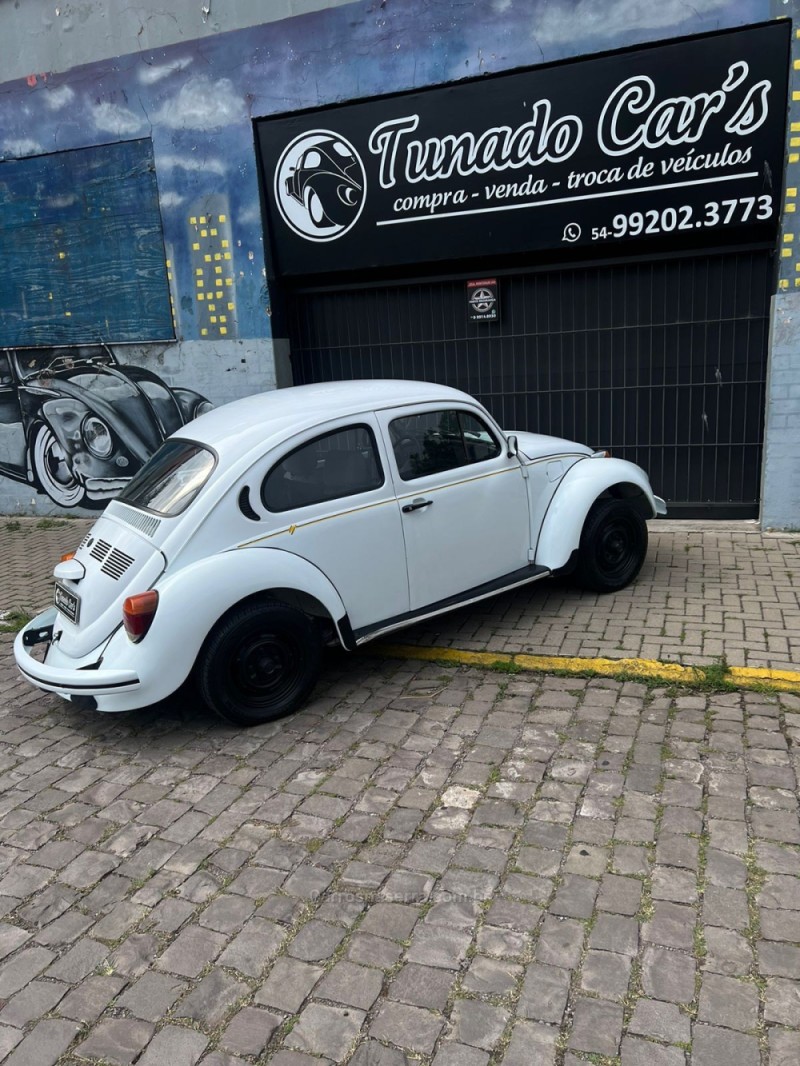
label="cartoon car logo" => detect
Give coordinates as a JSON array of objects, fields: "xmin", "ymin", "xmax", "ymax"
[
  {"xmin": 0, "ymin": 343, "xmax": 213, "ymax": 509},
  {"xmin": 275, "ymin": 131, "xmax": 366, "ymax": 242}
]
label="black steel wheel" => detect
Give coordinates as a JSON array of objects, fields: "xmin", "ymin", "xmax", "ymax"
[
  {"xmin": 197, "ymin": 600, "xmax": 322, "ymax": 725},
  {"xmin": 574, "ymin": 498, "xmax": 648, "ymax": 593}
]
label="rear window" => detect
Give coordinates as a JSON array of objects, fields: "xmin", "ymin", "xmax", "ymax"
[{"xmin": 118, "ymin": 440, "xmax": 216, "ymax": 516}]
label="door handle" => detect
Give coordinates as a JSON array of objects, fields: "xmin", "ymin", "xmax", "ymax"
[{"xmin": 402, "ymin": 498, "xmax": 433, "ymax": 513}]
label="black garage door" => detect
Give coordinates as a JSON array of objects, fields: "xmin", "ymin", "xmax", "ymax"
[{"xmin": 286, "ymin": 249, "xmax": 775, "ymax": 517}]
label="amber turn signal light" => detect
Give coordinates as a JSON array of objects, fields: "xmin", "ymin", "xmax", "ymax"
[
  {"xmin": 60, "ymin": 552, "xmax": 75, "ymax": 562},
  {"xmin": 122, "ymin": 590, "xmax": 159, "ymax": 643}
]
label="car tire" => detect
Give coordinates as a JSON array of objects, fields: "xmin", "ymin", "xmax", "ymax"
[
  {"xmin": 197, "ymin": 599, "xmax": 322, "ymax": 726},
  {"xmin": 31, "ymin": 424, "xmax": 86, "ymax": 508},
  {"xmin": 574, "ymin": 497, "xmax": 648, "ymax": 593}
]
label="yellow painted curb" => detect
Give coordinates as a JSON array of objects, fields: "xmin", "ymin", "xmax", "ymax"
[{"xmin": 371, "ymin": 644, "xmax": 800, "ymax": 695}]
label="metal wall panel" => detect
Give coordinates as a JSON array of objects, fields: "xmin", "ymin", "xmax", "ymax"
[{"xmin": 287, "ymin": 250, "xmax": 774, "ymax": 516}]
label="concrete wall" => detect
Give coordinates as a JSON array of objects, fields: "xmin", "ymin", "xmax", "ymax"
[
  {"xmin": 762, "ymin": 0, "xmax": 800, "ymax": 529},
  {"xmin": 762, "ymin": 294, "xmax": 800, "ymax": 529},
  {"xmin": 0, "ymin": 0, "xmax": 355, "ymax": 80}
]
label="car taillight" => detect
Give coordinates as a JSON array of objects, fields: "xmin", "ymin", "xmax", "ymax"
[{"xmin": 122, "ymin": 591, "xmax": 159, "ymax": 643}]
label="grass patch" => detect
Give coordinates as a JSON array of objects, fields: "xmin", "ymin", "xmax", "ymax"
[
  {"xmin": 0, "ymin": 608, "xmax": 34, "ymax": 634},
  {"xmin": 35, "ymin": 517, "xmax": 68, "ymax": 530},
  {"xmin": 488, "ymin": 659, "xmax": 525, "ymax": 675}
]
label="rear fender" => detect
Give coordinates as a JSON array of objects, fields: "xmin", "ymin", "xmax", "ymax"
[
  {"xmin": 535, "ymin": 458, "xmax": 659, "ymax": 571},
  {"xmin": 111, "ymin": 546, "xmax": 350, "ymax": 696}
]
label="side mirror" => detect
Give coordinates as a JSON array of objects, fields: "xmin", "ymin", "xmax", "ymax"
[{"xmin": 506, "ymin": 434, "xmax": 518, "ymax": 458}]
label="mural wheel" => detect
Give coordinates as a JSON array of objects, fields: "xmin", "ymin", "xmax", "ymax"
[
  {"xmin": 31, "ymin": 425, "xmax": 86, "ymax": 508},
  {"xmin": 305, "ymin": 187, "xmax": 328, "ymax": 227}
]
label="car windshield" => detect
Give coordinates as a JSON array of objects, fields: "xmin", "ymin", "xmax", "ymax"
[
  {"xmin": 15, "ymin": 347, "xmax": 114, "ymax": 380},
  {"xmin": 117, "ymin": 439, "xmax": 216, "ymax": 517}
]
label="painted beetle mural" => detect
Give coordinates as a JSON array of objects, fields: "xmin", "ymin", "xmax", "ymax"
[{"xmin": 0, "ymin": 344, "xmax": 212, "ymax": 509}]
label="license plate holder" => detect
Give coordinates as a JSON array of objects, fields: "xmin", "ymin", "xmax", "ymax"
[{"xmin": 54, "ymin": 582, "xmax": 80, "ymax": 625}]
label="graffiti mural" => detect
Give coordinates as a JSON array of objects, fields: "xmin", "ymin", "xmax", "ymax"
[{"xmin": 0, "ymin": 344, "xmax": 211, "ymax": 509}]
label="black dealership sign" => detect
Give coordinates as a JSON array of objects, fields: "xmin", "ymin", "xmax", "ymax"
[{"xmin": 256, "ymin": 21, "xmax": 790, "ymax": 278}]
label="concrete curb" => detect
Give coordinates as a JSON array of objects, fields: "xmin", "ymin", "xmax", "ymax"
[{"xmin": 372, "ymin": 643, "xmax": 800, "ymax": 695}]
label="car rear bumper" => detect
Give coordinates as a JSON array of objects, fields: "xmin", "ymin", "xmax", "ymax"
[
  {"xmin": 653, "ymin": 496, "xmax": 668, "ymax": 516},
  {"xmin": 14, "ymin": 608, "xmax": 140, "ymax": 705}
]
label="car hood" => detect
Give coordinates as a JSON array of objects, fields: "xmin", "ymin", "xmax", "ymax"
[{"xmin": 514, "ymin": 431, "xmax": 593, "ymax": 462}]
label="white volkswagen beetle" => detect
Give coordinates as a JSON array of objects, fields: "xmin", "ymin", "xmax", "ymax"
[{"xmin": 15, "ymin": 380, "xmax": 666, "ymax": 725}]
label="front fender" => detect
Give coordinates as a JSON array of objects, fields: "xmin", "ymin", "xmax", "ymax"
[
  {"xmin": 109, "ymin": 546, "xmax": 350, "ymax": 699},
  {"xmin": 535, "ymin": 457, "xmax": 663, "ymax": 571}
]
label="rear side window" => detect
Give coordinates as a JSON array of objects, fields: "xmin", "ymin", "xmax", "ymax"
[
  {"xmin": 262, "ymin": 424, "xmax": 383, "ymax": 513},
  {"xmin": 390, "ymin": 409, "xmax": 501, "ymax": 481},
  {"xmin": 118, "ymin": 439, "xmax": 216, "ymax": 516}
]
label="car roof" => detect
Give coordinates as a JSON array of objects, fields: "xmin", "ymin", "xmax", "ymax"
[{"xmin": 178, "ymin": 379, "xmax": 482, "ymax": 459}]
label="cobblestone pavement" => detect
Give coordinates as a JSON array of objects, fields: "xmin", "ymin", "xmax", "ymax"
[
  {"xmin": 0, "ymin": 516, "xmax": 799, "ymax": 1064},
  {"xmin": 3, "ymin": 518, "xmax": 799, "ymax": 673},
  {"xmin": 0, "ymin": 636, "xmax": 798, "ymax": 1064}
]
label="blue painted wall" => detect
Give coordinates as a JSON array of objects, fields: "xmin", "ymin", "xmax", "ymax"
[{"xmin": 0, "ymin": 0, "xmax": 769, "ymax": 349}]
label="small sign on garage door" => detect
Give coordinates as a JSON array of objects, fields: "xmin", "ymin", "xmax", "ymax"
[{"xmin": 467, "ymin": 278, "xmax": 499, "ymax": 322}]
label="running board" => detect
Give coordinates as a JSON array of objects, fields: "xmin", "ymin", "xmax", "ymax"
[{"xmin": 354, "ymin": 564, "xmax": 551, "ymax": 646}]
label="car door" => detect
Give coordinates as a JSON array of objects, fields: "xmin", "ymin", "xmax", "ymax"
[
  {"xmin": 258, "ymin": 415, "xmax": 409, "ymax": 630},
  {"xmin": 378, "ymin": 404, "xmax": 532, "ymax": 611}
]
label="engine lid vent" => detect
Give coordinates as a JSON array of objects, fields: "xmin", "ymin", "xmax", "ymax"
[
  {"xmin": 89, "ymin": 539, "xmax": 112, "ymax": 563},
  {"xmin": 106, "ymin": 501, "xmax": 162, "ymax": 539},
  {"xmin": 101, "ymin": 548, "xmax": 135, "ymax": 581}
]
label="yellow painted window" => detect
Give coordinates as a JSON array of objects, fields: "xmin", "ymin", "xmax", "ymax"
[
  {"xmin": 220, "ymin": 326, "xmax": 227, "ymax": 335},
  {"xmin": 204, "ymin": 254, "xmax": 212, "ymax": 262},
  {"xmin": 210, "ymin": 316, "xmax": 217, "ymax": 323},
  {"xmin": 200, "ymin": 216, "xmax": 207, "ymax": 224},
  {"xmin": 227, "ymin": 302, "xmax": 235, "ymax": 311},
  {"xmin": 224, "ymin": 252, "xmax": 231, "ymax": 260},
  {"xmin": 210, "ymin": 228, "xmax": 218, "ymax": 236},
  {"xmin": 221, "ymin": 240, "xmax": 229, "ymax": 248},
  {"xmin": 192, "ymin": 242, "xmax": 200, "ymax": 251},
  {"xmin": 201, "ymin": 328, "xmax": 208, "ymax": 336},
  {"xmin": 200, "ymin": 229, "xmax": 208, "ymax": 238},
  {"xmin": 208, "ymin": 303, "xmax": 216, "ymax": 311},
  {"xmin": 190, "ymin": 216, "xmax": 197, "ymax": 225},
  {"xmin": 218, "ymin": 214, "xmax": 227, "ymax": 222}
]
